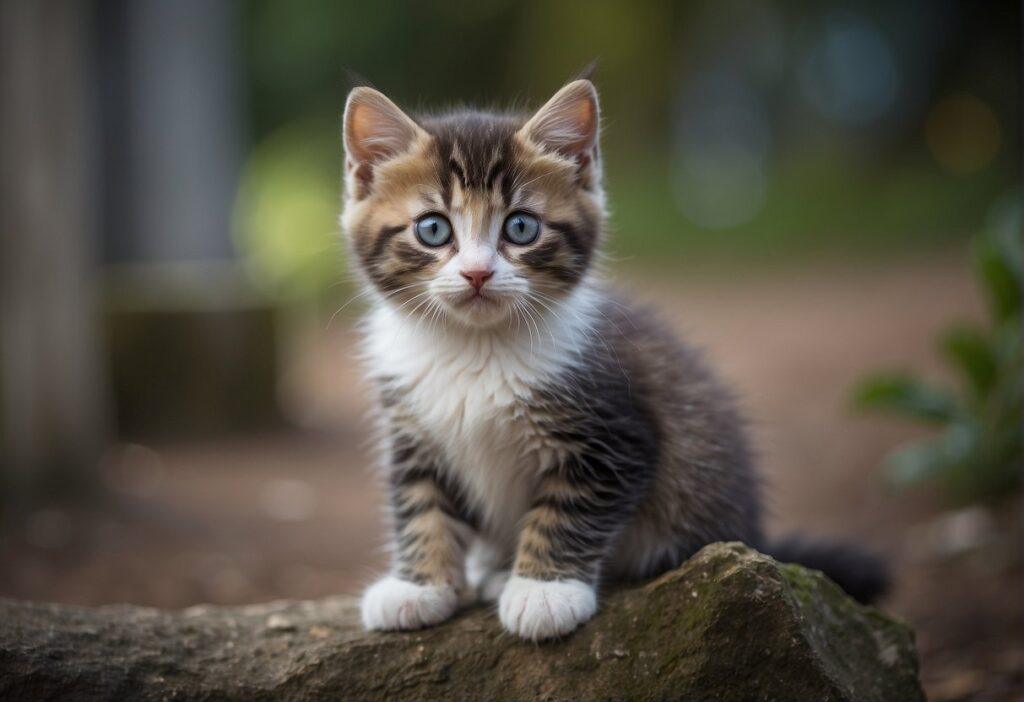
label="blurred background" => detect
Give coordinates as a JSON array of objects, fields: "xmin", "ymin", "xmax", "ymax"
[{"xmin": 0, "ymin": 1, "xmax": 1020, "ymax": 699}]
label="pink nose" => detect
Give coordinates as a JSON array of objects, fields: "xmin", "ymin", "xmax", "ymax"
[{"xmin": 460, "ymin": 269, "xmax": 493, "ymax": 292}]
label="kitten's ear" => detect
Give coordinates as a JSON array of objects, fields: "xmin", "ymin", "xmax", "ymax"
[
  {"xmin": 343, "ymin": 87, "xmax": 424, "ymax": 192},
  {"xmin": 518, "ymin": 79, "xmax": 600, "ymax": 161}
]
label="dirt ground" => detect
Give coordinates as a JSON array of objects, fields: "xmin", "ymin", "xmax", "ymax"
[{"xmin": 1, "ymin": 253, "xmax": 1020, "ymax": 701}]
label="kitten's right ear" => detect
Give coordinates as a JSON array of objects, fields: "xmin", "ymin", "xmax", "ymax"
[{"xmin": 343, "ymin": 87, "xmax": 424, "ymax": 193}]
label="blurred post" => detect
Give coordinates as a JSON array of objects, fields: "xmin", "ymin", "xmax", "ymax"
[
  {"xmin": 101, "ymin": 0, "xmax": 240, "ymax": 263},
  {"xmin": 96, "ymin": 0, "xmax": 279, "ymax": 439},
  {"xmin": 0, "ymin": 1, "xmax": 109, "ymax": 500}
]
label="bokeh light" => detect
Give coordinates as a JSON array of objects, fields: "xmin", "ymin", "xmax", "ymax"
[
  {"xmin": 232, "ymin": 120, "xmax": 343, "ymax": 300},
  {"xmin": 799, "ymin": 12, "xmax": 900, "ymax": 126},
  {"xmin": 925, "ymin": 93, "xmax": 1002, "ymax": 176},
  {"xmin": 671, "ymin": 70, "xmax": 770, "ymax": 229}
]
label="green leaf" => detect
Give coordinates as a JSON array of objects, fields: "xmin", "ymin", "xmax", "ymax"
[
  {"xmin": 940, "ymin": 326, "xmax": 997, "ymax": 399},
  {"xmin": 853, "ymin": 373, "xmax": 958, "ymax": 422},
  {"xmin": 974, "ymin": 227, "xmax": 1023, "ymax": 325},
  {"xmin": 882, "ymin": 423, "xmax": 977, "ymax": 493},
  {"xmin": 882, "ymin": 438, "xmax": 954, "ymax": 487}
]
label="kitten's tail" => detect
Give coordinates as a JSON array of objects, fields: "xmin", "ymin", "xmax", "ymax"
[{"xmin": 764, "ymin": 535, "xmax": 890, "ymax": 605}]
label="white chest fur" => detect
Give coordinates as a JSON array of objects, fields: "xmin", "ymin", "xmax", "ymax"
[{"xmin": 361, "ymin": 287, "xmax": 598, "ymax": 543}]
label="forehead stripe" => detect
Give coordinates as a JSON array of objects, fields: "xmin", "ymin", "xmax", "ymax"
[
  {"xmin": 449, "ymin": 159, "xmax": 467, "ymax": 189},
  {"xmin": 485, "ymin": 158, "xmax": 514, "ymax": 207},
  {"xmin": 485, "ymin": 159, "xmax": 505, "ymax": 190}
]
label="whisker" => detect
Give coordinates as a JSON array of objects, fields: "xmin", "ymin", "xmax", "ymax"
[{"xmin": 327, "ymin": 281, "xmax": 423, "ymax": 330}]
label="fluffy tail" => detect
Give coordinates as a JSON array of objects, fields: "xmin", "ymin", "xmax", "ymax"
[{"xmin": 765, "ymin": 535, "xmax": 890, "ymax": 604}]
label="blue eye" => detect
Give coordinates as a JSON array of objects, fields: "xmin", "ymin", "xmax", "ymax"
[
  {"xmin": 503, "ymin": 212, "xmax": 540, "ymax": 245},
  {"xmin": 414, "ymin": 214, "xmax": 452, "ymax": 247}
]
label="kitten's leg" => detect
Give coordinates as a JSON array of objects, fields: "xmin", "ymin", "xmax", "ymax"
[
  {"xmin": 361, "ymin": 434, "xmax": 472, "ymax": 632},
  {"xmin": 465, "ymin": 538, "xmax": 511, "ymax": 603},
  {"xmin": 499, "ymin": 455, "xmax": 642, "ymax": 641}
]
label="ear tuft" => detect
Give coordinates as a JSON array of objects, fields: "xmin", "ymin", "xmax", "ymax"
[
  {"xmin": 343, "ymin": 87, "xmax": 422, "ymax": 168},
  {"xmin": 519, "ymin": 80, "xmax": 600, "ymax": 159}
]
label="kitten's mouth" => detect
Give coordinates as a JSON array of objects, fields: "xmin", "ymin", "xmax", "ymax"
[
  {"xmin": 438, "ymin": 288, "xmax": 514, "ymax": 328},
  {"xmin": 452, "ymin": 290, "xmax": 498, "ymax": 308}
]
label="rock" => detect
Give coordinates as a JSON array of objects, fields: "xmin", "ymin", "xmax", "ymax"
[{"xmin": 0, "ymin": 543, "xmax": 924, "ymax": 701}]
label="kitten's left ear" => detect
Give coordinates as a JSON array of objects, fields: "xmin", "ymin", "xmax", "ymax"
[{"xmin": 518, "ymin": 79, "xmax": 600, "ymax": 165}]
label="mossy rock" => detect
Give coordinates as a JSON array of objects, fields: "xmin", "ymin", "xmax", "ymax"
[{"xmin": 0, "ymin": 543, "xmax": 923, "ymax": 701}]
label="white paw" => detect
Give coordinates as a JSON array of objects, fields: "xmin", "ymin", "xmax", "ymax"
[
  {"xmin": 498, "ymin": 576, "xmax": 597, "ymax": 641},
  {"xmin": 360, "ymin": 576, "xmax": 458, "ymax": 631}
]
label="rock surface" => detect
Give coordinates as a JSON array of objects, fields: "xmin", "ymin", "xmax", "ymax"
[{"xmin": 0, "ymin": 543, "xmax": 924, "ymax": 701}]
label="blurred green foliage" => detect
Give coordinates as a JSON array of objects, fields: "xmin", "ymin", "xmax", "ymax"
[
  {"xmin": 606, "ymin": 155, "xmax": 1013, "ymax": 265},
  {"xmin": 234, "ymin": 117, "xmax": 343, "ymax": 300},
  {"xmin": 852, "ymin": 197, "xmax": 1022, "ymax": 504},
  {"xmin": 232, "ymin": 0, "xmax": 1020, "ymax": 300}
]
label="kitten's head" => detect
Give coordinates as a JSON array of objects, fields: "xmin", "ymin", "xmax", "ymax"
[{"xmin": 341, "ymin": 80, "xmax": 604, "ymax": 329}]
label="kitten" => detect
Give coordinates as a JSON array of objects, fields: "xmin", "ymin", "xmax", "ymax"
[{"xmin": 341, "ymin": 79, "xmax": 886, "ymax": 641}]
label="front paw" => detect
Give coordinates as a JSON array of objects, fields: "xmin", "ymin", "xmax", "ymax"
[
  {"xmin": 361, "ymin": 576, "xmax": 458, "ymax": 631},
  {"xmin": 498, "ymin": 576, "xmax": 597, "ymax": 641}
]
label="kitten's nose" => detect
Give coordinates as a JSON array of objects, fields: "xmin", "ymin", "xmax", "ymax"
[{"xmin": 460, "ymin": 268, "xmax": 493, "ymax": 292}]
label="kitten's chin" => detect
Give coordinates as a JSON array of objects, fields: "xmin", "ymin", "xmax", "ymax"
[{"xmin": 441, "ymin": 295, "xmax": 513, "ymax": 329}]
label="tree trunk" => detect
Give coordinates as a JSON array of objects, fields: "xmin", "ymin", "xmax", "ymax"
[{"xmin": 0, "ymin": 0, "xmax": 108, "ymax": 499}]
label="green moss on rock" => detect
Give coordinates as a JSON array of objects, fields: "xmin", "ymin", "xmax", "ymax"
[{"xmin": 0, "ymin": 543, "xmax": 924, "ymax": 701}]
